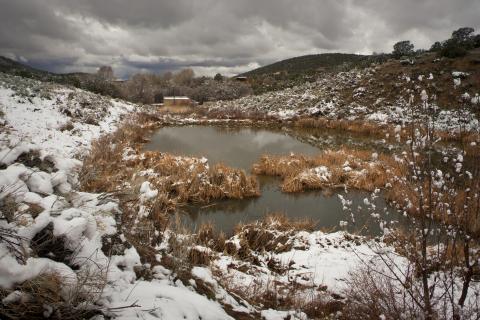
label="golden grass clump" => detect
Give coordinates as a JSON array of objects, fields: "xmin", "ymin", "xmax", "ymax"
[
  {"xmin": 136, "ymin": 153, "xmax": 260, "ymax": 204},
  {"xmin": 253, "ymin": 148, "xmax": 404, "ymax": 193}
]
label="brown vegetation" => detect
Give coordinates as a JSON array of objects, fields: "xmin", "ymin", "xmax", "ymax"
[
  {"xmin": 225, "ymin": 214, "xmax": 314, "ymax": 264},
  {"xmin": 253, "ymin": 148, "xmax": 406, "ymax": 193},
  {"xmin": 338, "ymin": 49, "xmax": 480, "ymax": 113},
  {"xmin": 0, "ymin": 271, "xmax": 106, "ymax": 320},
  {"xmin": 295, "ymin": 117, "xmax": 480, "ymax": 145},
  {"xmin": 294, "ymin": 117, "xmax": 391, "ymax": 138},
  {"xmin": 80, "ymin": 111, "xmax": 259, "ymax": 266}
]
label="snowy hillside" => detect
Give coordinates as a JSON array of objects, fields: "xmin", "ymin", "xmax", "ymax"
[
  {"xmin": 207, "ymin": 55, "xmax": 480, "ymax": 133},
  {"xmin": 0, "ymin": 74, "xmax": 235, "ymax": 319}
]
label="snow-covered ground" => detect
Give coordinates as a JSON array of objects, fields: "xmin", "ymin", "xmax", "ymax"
[
  {"xmin": 206, "ymin": 67, "xmax": 480, "ymax": 133},
  {"xmin": 1, "ymin": 71, "xmax": 478, "ymax": 319},
  {"xmin": 0, "ymin": 74, "xmax": 234, "ymax": 319}
]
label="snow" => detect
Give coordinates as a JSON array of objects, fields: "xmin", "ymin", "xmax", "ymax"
[
  {"xmin": 261, "ymin": 309, "xmax": 307, "ymax": 320},
  {"xmin": 2, "ymin": 65, "xmax": 479, "ymax": 317},
  {"xmin": 452, "ymin": 71, "xmax": 469, "ymax": 78},
  {"xmin": 213, "ymin": 231, "xmax": 376, "ymax": 302},
  {"xmin": 205, "ymin": 67, "xmax": 479, "ymax": 133},
  {"xmin": 26, "ymin": 171, "xmax": 53, "ymax": 195},
  {"xmin": 0, "ymin": 243, "xmax": 77, "ymax": 289},
  {"xmin": 299, "ymin": 166, "xmax": 331, "ymax": 182},
  {"xmin": 0, "ymin": 75, "xmax": 135, "ymax": 161},
  {"xmin": 421, "ymin": 89, "xmax": 428, "ymax": 101},
  {"xmin": 367, "ymin": 112, "xmax": 389, "ymax": 123},
  {"xmin": 0, "ymin": 74, "xmax": 233, "ymax": 320},
  {"xmin": 140, "ymin": 181, "xmax": 158, "ymax": 200},
  {"xmin": 104, "ymin": 280, "xmax": 234, "ymax": 320},
  {"xmin": 472, "ymin": 94, "xmax": 480, "ymax": 105},
  {"xmin": 0, "ymin": 145, "xmax": 33, "ymax": 165}
]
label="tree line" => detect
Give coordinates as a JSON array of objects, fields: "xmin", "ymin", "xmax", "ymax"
[{"xmin": 392, "ymin": 27, "xmax": 480, "ymax": 59}]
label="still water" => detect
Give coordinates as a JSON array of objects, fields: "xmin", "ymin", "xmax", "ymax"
[{"xmin": 145, "ymin": 125, "xmax": 394, "ymax": 235}]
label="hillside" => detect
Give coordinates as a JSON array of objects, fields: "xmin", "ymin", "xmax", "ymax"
[
  {"xmin": 0, "ymin": 74, "xmax": 244, "ymax": 319},
  {"xmin": 208, "ymin": 49, "xmax": 480, "ymax": 132},
  {"xmin": 0, "ymin": 56, "xmax": 86, "ymax": 83},
  {"xmin": 242, "ymin": 53, "xmax": 374, "ymax": 76},
  {"xmin": 240, "ymin": 53, "xmax": 389, "ymax": 94},
  {"xmin": 0, "ymin": 56, "xmax": 121, "ymax": 98}
]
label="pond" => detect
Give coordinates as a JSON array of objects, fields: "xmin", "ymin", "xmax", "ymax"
[{"xmin": 145, "ymin": 125, "xmax": 396, "ymax": 235}]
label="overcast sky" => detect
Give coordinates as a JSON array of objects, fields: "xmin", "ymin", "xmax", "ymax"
[{"xmin": 1, "ymin": 0, "xmax": 479, "ymax": 78}]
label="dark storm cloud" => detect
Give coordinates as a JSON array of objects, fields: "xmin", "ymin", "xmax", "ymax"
[{"xmin": 0, "ymin": 0, "xmax": 479, "ymax": 77}]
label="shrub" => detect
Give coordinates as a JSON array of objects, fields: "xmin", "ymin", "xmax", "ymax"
[{"xmin": 440, "ymin": 39, "xmax": 468, "ymax": 58}]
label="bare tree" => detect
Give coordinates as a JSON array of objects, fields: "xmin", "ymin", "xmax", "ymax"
[
  {"xmin": 97, "ymin": 66, "xmax": 114, "ymax": 81},
  {"xmin": 173, "ymin": 68, "xmax": 195, "ymax": 86}
]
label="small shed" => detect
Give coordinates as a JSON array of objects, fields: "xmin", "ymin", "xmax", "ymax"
[
  {"xmin": 163, "ymin": 96, "xmax": 193, "ymax": 107},
  {"xmin": 234, "ymin": 76, "xmax": 248, "ymax": 82}
]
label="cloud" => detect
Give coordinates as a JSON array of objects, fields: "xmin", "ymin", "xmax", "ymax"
[{"xmin": 0, "ymin": 0, "xmax": 479, "ymax": 77}]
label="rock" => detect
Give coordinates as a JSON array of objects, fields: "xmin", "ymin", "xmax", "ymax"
[
  {"xmin": 26, "ymin": 172, "xmax": 53, "ymax": 195},
  {"xmin": 50, "ymin": 171, "xmax": 68, "ymax": 187},
  {"xmin": 134, "ymin": 265, "xmax": 154, "ymax": 281},
  {"xmin": 17, "ymin": 151, "xmax": 56, "ymax": 173},
  {"xmin": 331, "ymin": 292, "xmax": 345, "ymax": 300},
  {"xmin": 101, "ymin": 233, "xmax": 132, "ymax": 256},
  {"xmin": 56, "ymin": 182, "xmax": 72, "ymax": 194},
  {"xmin": 31, "ymin": 222, "xmax": 73, "ymax": 264}
]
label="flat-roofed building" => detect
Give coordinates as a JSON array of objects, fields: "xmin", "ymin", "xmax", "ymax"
[{"xmin": 163, "ymin": 96, "xmax": 192, "ymax": 107}]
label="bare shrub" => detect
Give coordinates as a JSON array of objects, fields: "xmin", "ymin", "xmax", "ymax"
[{"xmin": 341, "ymin": 266, "xmax": 421, "ymax": 320}]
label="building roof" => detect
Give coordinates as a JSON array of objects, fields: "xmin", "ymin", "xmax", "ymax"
[{"xmin": 164, "ymin": 96, "xmax": 190, "ymax": 100}]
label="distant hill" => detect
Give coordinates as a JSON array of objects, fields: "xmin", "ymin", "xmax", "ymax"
[
  {"xmin": 0, "ymin": 56, "xmax": 57, "ymax": 80},
  {"xmin": 241, "ymin": 53, "xmax": 372, "ymax": 76},
  {"xmin": 0, "ymin": 56, "xmax": 120, "ymax": 97},
  {"xmin": 239, "ymin": 53, "xmax": 390, "ymax": 94}
]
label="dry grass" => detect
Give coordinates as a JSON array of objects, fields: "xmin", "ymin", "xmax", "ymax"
[
  {"xmin": 295, "ymin": 117, "xmax": 480, "ymax": 145},
  {"xmin": 294, "ymin": 117, "xmax": 390, "ymax": 138},
  {"xmin": 79, "ymin": 111, "xmax": 260, "ymax": 264},
  {"xmin": 195, "ymin": 222, "xmax": 227, "ymax": 252},
  {"xmin": 0, "ymin": 194, "xmax": 18, "ymax": 223},
  {"xmin": 253, "ymin": 148, "xmax": 406, "ymax": 193},
  {"xmin": 201, "ymin": 105, "xmax": 275, "ymax": 120},
  {"xmin": 0, "ymin": 270, "xmax": 107, "ymax": 320},
  {"xmin": 226, "ymin": 213, "xmax": 314, "ymax": 262},
  {"xmin": 136, "ymin": 154, "xmax": 260, "ymax": 204},
  {"xmin": 0, "ymin": 226, "xmax": 26, "ymax": 264}
]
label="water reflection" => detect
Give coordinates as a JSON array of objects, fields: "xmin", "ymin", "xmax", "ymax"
[{"xmin": 145, "ymin": 125, "xmax": 397, "ymax": 235}]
